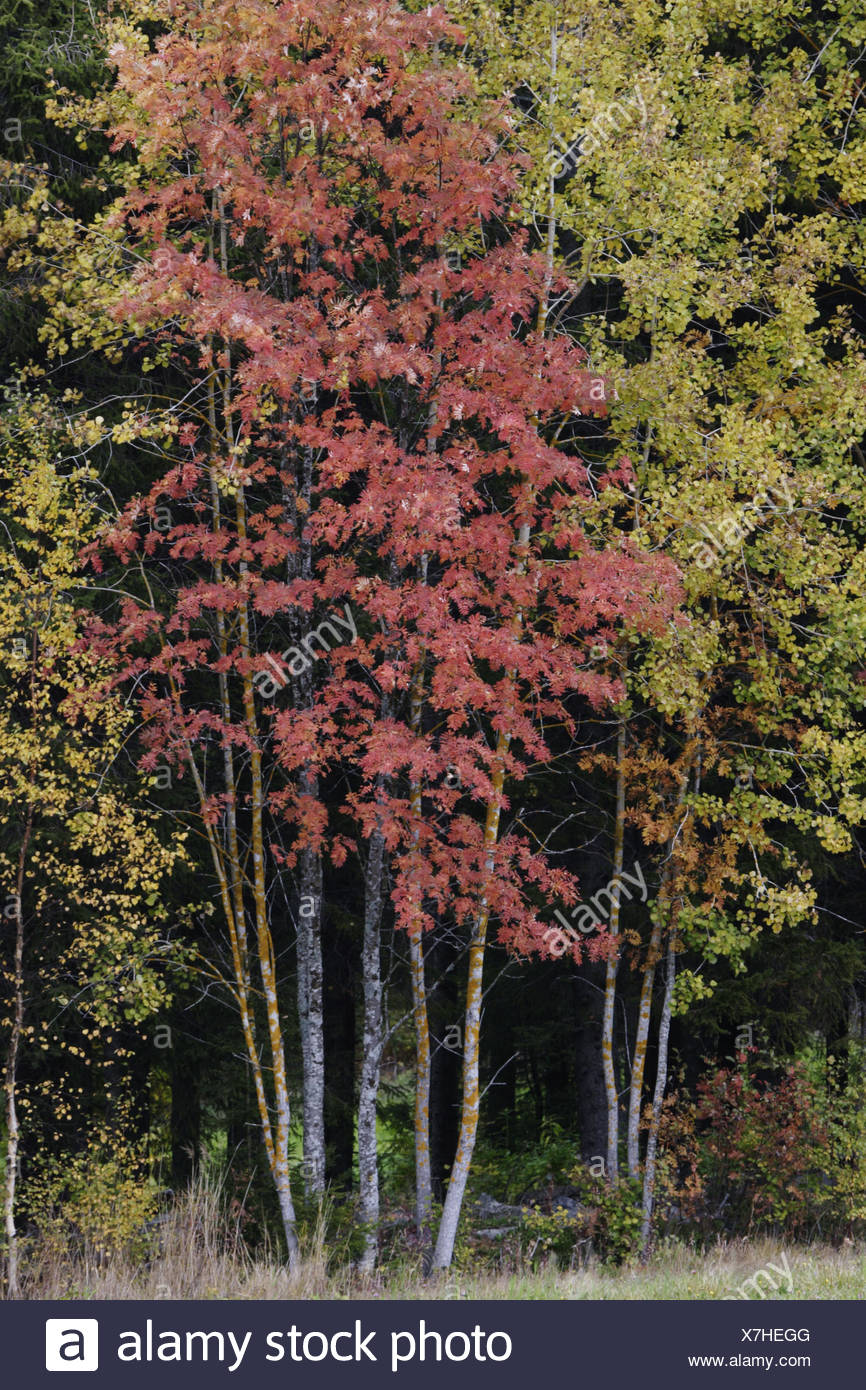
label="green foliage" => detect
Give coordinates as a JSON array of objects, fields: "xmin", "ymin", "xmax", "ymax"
[
  {"xmin": 0, "ymin": 388, "xmax": 190, "ymax": 1033},
  {"xmin": 454, "ymin": 0, "xmax": 866, "ymax": 1022},
  {"xmin": 519, "ymin": 1201, "xmax": 585, "ymax": 1268},
  {"xmin": 518, "ymin": 1167, "xmax": 643, "ymax": 1268},
  {"xmin": 471, "ymin": 1120, "xmax": 578, "ymax": 1204},
  {"xmin": 571, "ymin": 1167, "xmax": 644, "ymax": 1266}
]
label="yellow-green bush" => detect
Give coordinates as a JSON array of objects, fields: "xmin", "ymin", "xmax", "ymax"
[{"xmin": 22, "ymin": 1121, "xmax": 157, "ymax": 1267}]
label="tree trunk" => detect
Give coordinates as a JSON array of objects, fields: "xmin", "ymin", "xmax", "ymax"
[
  {"xmin": 431, "ymin": 446, "xmax": 535, "ymax": 1271},
  {"xmin": 323, "ymin": 911, "xmax": 356, "ymax": 1188},
  {"xmin": 357, "ymin": 798, "xmax": 387, "ymax": 1272},
  {"xmin": 409, "ymin": 928, "xmax": 433, "ymax": 1259},
  {"xmin": 627, "ymin": 914, "xmax": 661, "ymax": 1176},
  {"xmin": 603, "ymin": 718, "xmax": 627, "ymax": 1182},
  {"xmin": 429, "ymin": 930, "xmax": 461, "ymax": 1200},
  {"xmin": 627, "ymin": 763, "xmax": 689, "ymax": 1178},
  {"xmin": 297, "ymin": 836, "xmax": 326, "ymax": 1197},
  {"xmin": 199, "ymin": 202, "xmax": 299, "ymax": 1266},
  {"xmin": 429, "ymin": 921, "xmax": 486, "ymax": 1272},
  {"xmin": 3, "ymin": 808, "xmax": 31, "ymax": 1300},
  {"xmin": 234, "ymin": 475, "xmax": 300, "ymax": 1266},
  {"xmin": 640, "ymin": 925, "xmax": 676, "ymax": 1254},
  {"xmin": 431, "ymin": 734, "xmax": 509, "ymax": 1272},
  {"xmin": 405, "ymin": 650, "xmax": 434, "ymax": 1258},
  {"xmin": 290, "ymin": 430, "xmax": 326, "ymax": 1198}
]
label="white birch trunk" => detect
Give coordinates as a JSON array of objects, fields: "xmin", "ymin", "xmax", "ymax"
[
  {"xmin": 298, "ymin": 836, "xmax": 326, "ymax": 1197},
  {"xmin": 627, "ymin": 914, "xmax": 661, "ymax": 1175},
  {"xmin": 410, "ymin": 928, "xmax": 433, "ymax": 1259},
  {"xmin": 603, "ymin": 719, "xmax": 626, "ymax": 1183},
  {"xmin": 431, "ymin": 923, "xmax": 486, "ymax": 1272},
  {"xmin": 357, "ymin": 818, "xmax": 386, "ymax": 1272},
  {"xmin": 4, "ymin": 804, "xmax": 31, "ymax": 1299},
  {"xmin": 291, "ymin": 427, "xmax": 326, "ymax": 1200},
  {"xmin": 640, "ymin": 927, "xmax": 676, "ymax": 1253}
]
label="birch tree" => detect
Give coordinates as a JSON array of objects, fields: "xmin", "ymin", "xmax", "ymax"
[{"xmin": 0, "ymin": 390, "xmax": 185, "ymax": 1296}]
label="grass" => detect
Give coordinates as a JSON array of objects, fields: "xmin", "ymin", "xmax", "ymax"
[
  {"xmin": 17, "ymin": 1175, "xmax": 866, "ymax": 1300},
  {"xmin": 419, "ymin": 1241, "xmax": 866, "ymax": 1301},
  {"xmin": 23, "ymin": 1243, "xmax": 866, "ymax": 1301}
]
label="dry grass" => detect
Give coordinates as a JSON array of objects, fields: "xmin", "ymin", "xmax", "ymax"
[
  {"xmin": 16, "ymin": 1178, "xmax": 866, "ymax": 1300},
  {"xmin": 20, "ymin": 1175, "xmax": 330, "ymax": 1301}
]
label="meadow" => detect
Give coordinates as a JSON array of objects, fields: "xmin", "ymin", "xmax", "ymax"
[{"xmin": 20, "ymin": 1182, "xmax": 865, "ymax": 1301}]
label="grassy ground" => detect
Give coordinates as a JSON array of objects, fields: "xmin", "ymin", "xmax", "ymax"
[
  {"xmin": 23, "ymin": 1231, "xmax": 866, "ymax": 1300},
  {"xmin": 410, "ymin": 1242, "xmax": 866, "ymax": 1300},
  {"xmin": 18, "ymin": 1175, "xmax": 865, "ymax": 1299}
]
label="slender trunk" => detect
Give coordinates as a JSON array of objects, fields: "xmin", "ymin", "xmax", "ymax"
[
  {"xmin": 429, "ymin": 934, "xmax": 484, "ymax": 1270},
  {"xmin": 432, "ymin": 532, "xmax": 528, "ymax": 1274},
  {"xmin": 290, "ymin": 437, "xmax": 326, "ymax": 1198},
  {"xmin": 153, "ymin": 194, "xmax": 301, "ymax": 1267},
  {"xmin": 603, "ymin": 718, "xmax": 626, "ymax": 1184},
  {"xmin": 409, "ymin": 928, "xmax": 433, "ymax": 1252},
  {"xmin": 430, "ymin": 439, "xmax": 533, "ymax": 1270},
  {"xmin": 627, "ymin": 766, "xmax": 689, "ymax": 1177},
  {"xmin": 425, "ymin": 232, "xmax": 546, "ymax": 1267},
  {"xmin": 357, "ymin": 799, "xmax": 387, "ymax": 1272},
  {"xmin": 209, "ymin": 203, "xmax": 298, "ymax": 1262},
  {"xmin": 636, "ymin": 741, "xmax": 695, "ymax": 1241},
  {"xmin": 297, "ymin": 834, "xmax": 326, "ymax": 1196},
  {"xmin": 193, "ymin": 774, "xmax": 294, "ymax": 1249},
  {"xmin": 246, "ymin": 690, "xmax": 299, "ymax": 1262},
  {"xmin": 235, "ymin": 477, "xmax": 300, "ymax": 1266},
  {"xmin": 431, "ymin": 735, "xmax": 508, "ymax": 1272},
  {"xmin": 207, "ymin": 319, "xmax": 252, "ymax": 1020},
  {"xmin": 627, "ymin": 923, "xmax": 661, "ymax": 1176},
  {"xmin": 429, "ymin": 83, "xmax": 550, "ymax": 1257},
  {"xmin": 405, "ymin": 244, "xmax": 444, "ymax": 1259},
  {"xmin": 640, "ymin": 925, "xmax": 676, "ymax": 1254},
  {"xmin": 205, "ymin": 332, "xmax": 271, "ymax": 1197},
  {"xmin": 4, "ymin": 807, "xmax": 31, "ymax": 1300},
  {"xmin": 407, "ymin": 657, "xmax": 433, "ymax": 1257},
  {"xmin": 185, "ymin": 744, "xmax": 276, "ymax": 1170}
]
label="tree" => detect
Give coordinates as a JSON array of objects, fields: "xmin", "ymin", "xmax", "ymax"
[
  {"xmin": 453, "ymin": 0, "xmax": 866, "ymax": 1243},
  {"xmin": 0, "ymin": 388, "xmax": 186, "ymax": 1297},
  {"xmin": 58, "ymin": 0, "xmax": 678, "ymax": 1272}
]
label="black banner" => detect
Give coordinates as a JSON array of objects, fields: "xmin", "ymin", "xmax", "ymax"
[{"xmin": 4, "ymin": 1299, "xmax": 859, "ymax": 1387}]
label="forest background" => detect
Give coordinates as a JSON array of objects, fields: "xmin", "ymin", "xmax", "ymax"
[{"xmin": 2, "ymin": 0, "xmax": 866, "ymax": 1298}]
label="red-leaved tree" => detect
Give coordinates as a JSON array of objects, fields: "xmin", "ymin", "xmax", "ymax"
[{"xmin": 88, "ymin": 0, "xmax": 679, "ymax": 1268}]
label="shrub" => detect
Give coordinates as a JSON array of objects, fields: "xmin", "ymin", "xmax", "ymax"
[
  {"xmin": 695, "ymin": 1057, "xmax": 832, "ymax": 1237},
  {"xmin": 21, "ymin": 1123, "xmax": 157, "ymax": 1271},
  {"xmin": 812, "ymin": 1046, "xmax": 866, "ymax": 1235},
  {"xmin": 519, "ymin": 1201, "xmax": 585, "ymax": 1268},
  {"xmin": 518, "ymin": 1166, "xmax": 644, "ymax": 1268},
  {"xmin": 569, "ymin": 1166, "xmax": 644, "ymax": 1265},
  {"xmin": 471, "ymin": 1119, "xmax": 578, "ymax": 1204}
]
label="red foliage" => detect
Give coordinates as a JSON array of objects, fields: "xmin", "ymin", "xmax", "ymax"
[
  {"xmin": 696, "ymin": 1060, "xmax": 831, "ymax": 1234},
  {"xmin": 89, "ymin": 0, "xmax": 681, "ymax": 955}
]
